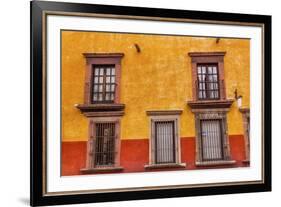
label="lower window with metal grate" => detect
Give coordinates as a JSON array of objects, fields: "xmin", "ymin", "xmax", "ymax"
[
  {"xmin": 154, "ymin": 121, "xmax": 176, "ymax": 164},
  {"xmin": 94, "ymin": 123, "xmax": 116, "ymax": 167},
  {"xmin": 200, "ymin": 119, "xmax": 224, "ymax": 161}
]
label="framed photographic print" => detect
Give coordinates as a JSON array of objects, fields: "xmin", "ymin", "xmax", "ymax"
[{"xmin": 30, "ymin": 0, "xmax": 271, "ymax": 206}]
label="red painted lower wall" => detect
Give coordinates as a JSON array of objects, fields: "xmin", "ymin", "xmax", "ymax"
[
  {"xmin": 229, "ymin": 135, "xmax": 247, "ymax": 167},
  {"xmin": 120, "ymin": 139, "xmax": 149, "ymax": 173},
  {"xmin": 62, "ymin": 135, "xmax": 248, "ymax": 176},
  {"xmin": 61, "ymin": 141, "xmax": 87, "ymax": 176},
  {"xmin": 180, "ymin": 138, "xmax": 196, "ymax": 169}
]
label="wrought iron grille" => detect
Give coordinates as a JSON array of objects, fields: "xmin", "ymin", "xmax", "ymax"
[
  {"xmin": 197, "ymin": 64, "xmax": 220, "ymax": 100},
  {"xmin": 154, "ymin": 121, "xmax": 176, "ymax": 164},
  {"xmin": 200, "ymin": 119, "xmax": 224, "ymax": 161},
  {"xmin": 92, "ymin": 65, "xmax": 116, "ymax": 103},
  {"xmin": 94, "ymin": 123, "xmax": 116, "ymax": 167}
]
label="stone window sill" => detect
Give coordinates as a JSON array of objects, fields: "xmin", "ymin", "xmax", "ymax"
[
  {"xmin": 75, "ymin": 103, "xmax": 125, "ymax": 117},
  {"xmin": 195, "ymin": 160, "xmax": 236, "ymax": 167},
  {"xmin": 80, "ymin": 166, "xmax": 124, "ymax": 174},
  {"xmin": 187, "ymin": 99, "xmax": 234, "ymax": 109},
  {"xmin": 76, "ymin": 103, "xmax": 125, "ymax": 112},
  {"xmin": 144, "ymin": 163, "xmax": 186, "ymax": 170}
]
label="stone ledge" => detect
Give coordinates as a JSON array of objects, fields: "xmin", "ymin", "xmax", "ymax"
[
  {"xmin": 146, "ymin": 110, "xmax": 183, "ymax": 116},
  {"xmin": 76, "ymin": 103, "xmax": 125, "ymax": 112},
  {"xmin": 187, "ymin": 99, "xmax": 234, "ymax": 110},
  {"xmin": 80, "ymin": 166, "xmax": 124, "ymax": 174},
  {"xmin": 75, "ymin": 103, "xmax": 125, "ymax": 117},
  {"xmin": 195, "ymin": 160, "xmax": 236, "ymax": 167},
  {"xmin": 144, "ymin": 163, "xmax": 186, "ymax": 170}
]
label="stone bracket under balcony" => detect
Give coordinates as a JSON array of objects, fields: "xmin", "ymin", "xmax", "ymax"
[
  {"xmin": 75, "ymin": 103, "xmax": 125, "ymax": 117},
  {"xmin": 187, "ymin": 99, "xmax": 234, "ymax": 111}
]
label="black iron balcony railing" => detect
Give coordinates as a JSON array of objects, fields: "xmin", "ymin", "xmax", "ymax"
[{"xmin": 196, "ymin": 80, "xmax": 225, "ymax": 100}]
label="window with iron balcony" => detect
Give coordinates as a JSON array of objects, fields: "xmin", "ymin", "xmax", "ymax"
[
  {"xmin": 187, "ymin": 52, "xmax": 234, "ymax": 109},
  {"xmin": 76, "ymin": 53, "xmax": 125, "ymax": 116}
]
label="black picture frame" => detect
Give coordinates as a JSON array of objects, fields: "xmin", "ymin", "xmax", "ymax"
[{"xmin": 31, "ymin": 0, "xmax": 271, "ymax": 206}]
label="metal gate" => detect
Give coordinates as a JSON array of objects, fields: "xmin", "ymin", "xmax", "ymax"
[
  {"xmin": 94, "ymin": 123, "xmax": 116, "ymax": 167},
  {"xmin": 155, "ymin": 121, "xmax": 175, "ymax": 164},
  {"xmin": 200, "ymin": 119, "xmax": 224, "ymax": 161}
]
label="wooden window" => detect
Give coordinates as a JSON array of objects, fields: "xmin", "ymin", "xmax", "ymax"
[
  {"xmin": 92, "ymin": 65, "xmax": 116, "ymax": 103},
  {"xmin": 188, "ymin": 52, "xmax": 226, "ymax": 101},
  {"xmin": 83, "ymin": 53, "xmax": 124, "ymax": 104},
  {"xmin": 200, "ymin": 119, "xmax": 224, "ymax": 161},
  {"xmin": 94, "ymin": 123, "xmax": 116, "ymax": 167},
  {"xmin": 197, "ymin": 64, "xmax": 220, "ymax": 100},
  {"xmin": 154, "ymin": 121, "xmax": 176, "ymax": 164}
]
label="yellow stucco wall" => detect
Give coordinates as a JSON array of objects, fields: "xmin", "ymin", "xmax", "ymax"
[{"xmin": 61, "ymin": 31, "xmax": 250, "ymax": 142}]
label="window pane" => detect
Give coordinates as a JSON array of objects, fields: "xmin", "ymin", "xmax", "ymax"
[
  {"xmin": 208, "ymin": 66, "xmax": 212, "ymax": 74},
  {"xmin": 94, "ymin": 77, "xmax": 99, "ymax": 84},
  {"xmin": 213, "ymin": 75, "xmax": 218, "ymax": 82},
  {"xmin": 99, "ymin": 77, "xmax": 103, "ymax": 83},
  {"xmin": 106, "ymin": 68, "xmax": 111, "ymax": 75},
  {"xmin": 94, "ymin": 85, "xmax": 99, "ymax": 92},
  {"xmin": 94, "ymin": 68, "xmax": 100, "ymax": 75},
  {"xmin": 93, "ymin": 93, "xmax": 98, "ymax": 101},
  {"xmin": 105, "ymin": 93, "xmax": 110, "ymax": 100},
  {"xmin": 99, "ymin": 85, "xmax": 103, "ymax": 91},
  {"xmin": 214, "ymin": 82, "xmax": 218, "ymax": 89},
  {"xmin": 202, "ymin": 66, "xmax": 206, "ymax": 74},
  {"xmin": 99, "ymin": 68, "xmax": 104, "ymax": 75},
  {"xmin": 213, "ymin": 66, "xmax": 217, "ymax": 74},
  {"xmin": 106, "ymin": 85, "xmax": 110, "ymax": 92},
  {"xmin": 208, "ymin": 74, "xmax": 213, "ymax": 82},
  {"xmin": 98, "ymin": 93, "xmax": 103, "ymax": 101},
  {"xmin": 111, "ymin": 93, "xmax": 114, "ymax": 100},
  {"xmin": 111, "ymin": 85, "xmax": 115, "ymax": 92},
  {"xmin": 111, "ymin": 68, "xmax": 115, "ymax": 75},
  {"xmin": 111, "ymin": 76, "xmax": 115, "ymax": 83},
  {"xmin": 106, "ymin": 77, "xmax": 111, "ymax": 83}
]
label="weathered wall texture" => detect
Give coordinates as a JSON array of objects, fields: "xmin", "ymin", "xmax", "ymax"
[{"xmin": 62, "ymin": 31, "xmax": 250, "ymax": 142}]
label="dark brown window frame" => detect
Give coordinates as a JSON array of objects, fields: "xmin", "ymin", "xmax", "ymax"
[
  {"xmin": 91, "ymin": 65, "xmax": 116, "ymax": 103},
  {"xmin": 81, "ymin": 117, "xmax": 123, "ymax": 173},
  {"xmin": 194, "ymin": 110, "xmax": 236, "ymax": 166},
  {"xmin": 145, "ymin": 110, "xmax": 186, "ymax": 169},
  {"xmin": 83, "ymin": 53, "xmax": 124, "ymax": 104},
  {"xmin": 188, "ymin": 52, "xmax": 226, "ymax": 101},
  {"xmin": 197, "ymin": 63, "xmax": 220, "ymax": 100}
]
